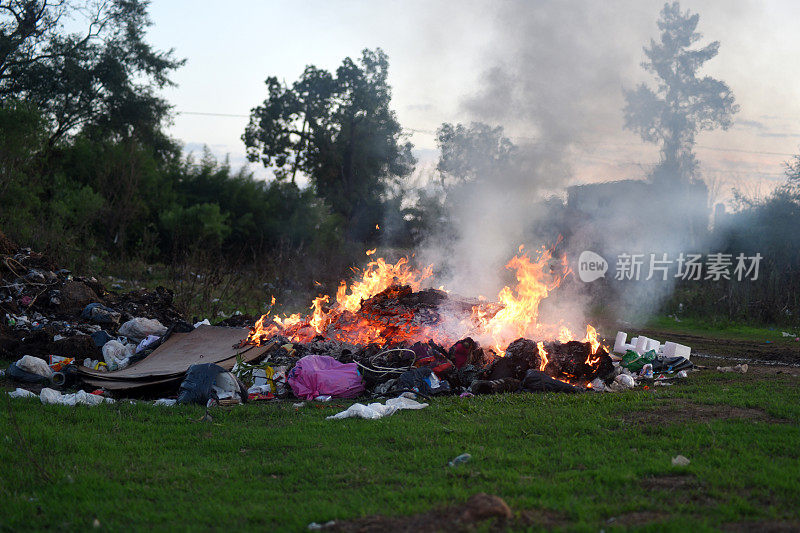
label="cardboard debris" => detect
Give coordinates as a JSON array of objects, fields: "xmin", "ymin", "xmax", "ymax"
[{"xmin": 78, "ymin": 326, "xmax": 269, "ymax": 391}]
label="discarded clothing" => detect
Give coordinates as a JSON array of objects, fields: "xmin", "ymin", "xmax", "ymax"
[
  {"xmin": 287, "ymin": 355, "xmax": 365, "ymax": 400},
  {"xmin": 326, "ymin": 396, "xmax": 428, "ymax": 420},
  {"xmin": 470, "ymin": 377, "xmax": 521, "ymax": 394},
  {"xmin": 395, "ymin": 366, "xmax": 450, "ymax": 396},
  {"xmin": 80, "ymin": 303, "xmax": 121, "ymax": 325},
  {"xmin": 520, "ymin": 370, "xmax": 581, "ymax": 393}
]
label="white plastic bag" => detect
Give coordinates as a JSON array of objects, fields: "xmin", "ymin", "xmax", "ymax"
[
  {"xmin": 8, "ymin": 387, "xmax": 38, "ymax": 398},
  {"xmin": 327, "ymin": 396, "xmax": 428, "ymax": 420},
  {"xmin": 39, "ymin": 387, "xmax": 113, "ymax": 406},
  {"xmin": 16, "ymin": 355, "xmax": 53, "ymax": 378},
  {"xmin": 135, "ymin": 334, "xmax": 161, "ymax": 353},
  {"xmin": 102, "ymin": 340, "xmax": 136, "ymax": 371},
  {"xmin": 118, "ymin": 317, "xmax": 167, "ymax": 343}
]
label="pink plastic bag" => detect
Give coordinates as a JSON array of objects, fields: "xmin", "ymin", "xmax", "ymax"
[{"xmin": 287, "ymin": 355, "xmax": 365, "ymax": 400}]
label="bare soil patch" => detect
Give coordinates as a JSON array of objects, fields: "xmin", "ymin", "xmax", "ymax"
[
  {"xmin": 604, "ymin": 510, "xmax": 670, "ymax": 527},
  {"xmin": 323, "ymin": 493, "xmax": 572, "ymax": 532},
  {"xmin": 637, "ymin": 329, "xmax": 800, "ymax": 366},
  {"xmin": 723, "ymin": 519, "xmax": 800, "ymax": 532},
  {"xmin": 622, "ymin": 398, "xmax": 786, "ymax": 425}
]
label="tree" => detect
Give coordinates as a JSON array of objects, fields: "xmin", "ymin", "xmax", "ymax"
[
  {"xmin": 243, "ymin": 48, "xmax": 415, "ymax": 240},
  {"xmin": 436, "ymin": 121, "xmax": 516, "ymax": 185},
  {"xmin": 0, "ymin": 0, "xmax": 184, "ymax": 151},
  {"xmin": 623, "ymin": 2, "xmax": 738, "ymax": 184}
]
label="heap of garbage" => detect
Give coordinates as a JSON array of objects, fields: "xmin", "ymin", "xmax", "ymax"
[{"xmin": 2, "ymin": 232, "xmax": 694, "ymax": 413}]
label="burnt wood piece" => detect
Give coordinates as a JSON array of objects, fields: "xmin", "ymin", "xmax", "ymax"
[{"xmin": 543, "ymin": 341, "xmax": 614, "ymax": 381}]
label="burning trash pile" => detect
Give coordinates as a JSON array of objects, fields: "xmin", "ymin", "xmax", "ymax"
[
  {"xmin": 236, "ymin": 246, "xmax": 695, "ymax": 407},
  {"xmin": 2, "ymin": 229, "xmax": 693, "ymax": 411}
]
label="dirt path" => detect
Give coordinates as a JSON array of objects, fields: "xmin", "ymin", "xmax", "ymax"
[{"xmin": 636, "ymin": 328, "xmax": 800, "ymax": 366}]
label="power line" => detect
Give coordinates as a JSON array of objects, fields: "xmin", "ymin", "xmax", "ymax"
[
  {"xmin": 177, "ymin": 110, "xmax": 249, "ymax": 118},
  {"xmin": 175, "ymin": 110, "xmax": 797, "ymax": 159}
]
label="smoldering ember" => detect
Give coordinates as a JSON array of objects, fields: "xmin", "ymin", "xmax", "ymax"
[{"xmin": 2, "ymin": 0, "xmax": 799, "ymax": 531}]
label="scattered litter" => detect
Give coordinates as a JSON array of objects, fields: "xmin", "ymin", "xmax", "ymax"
[
  {"xmin": 307, "ymin": 521, "xmax": 336, "ymax": 530},
  {"xmin": 717, "ymin": 364, "xmax": 748, "ymax": 373},
  {"xmin": 154, "ymin": 398, "xmax": 177, "ymax": 406},
  {"xmin": 448, "ymin": 453, "xmax": 472, "ymax": 467},
  {"xmin": 614, "ymin": 331, "xmax": 691, "ymax": 360},
  {"xmin": 326, "ymin": 396, "xmax": 428, "ymax": 420},
  {"xmin": 39, "ymin": 387, "xmax": 114, "ymax": 406},
  {"xmin": 8, "ymin": 388, "xmax": 38, "ymax": 398},
  {"xmin": 671, "ymin": 454, "xmax": 690, "ymax": 466}
]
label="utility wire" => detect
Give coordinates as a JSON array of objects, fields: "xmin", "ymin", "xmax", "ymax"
[{"xmin": 174, "ymin": 110, "xmax": 797, "ymax": 159}]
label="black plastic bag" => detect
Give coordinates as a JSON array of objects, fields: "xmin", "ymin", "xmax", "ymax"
[
  {"xmin": 177, "ymin": 363, "xmax": 226, "ymax": 405},
  {"xmin": 652, "ymin": 356, "xmax": 693, "ymax": 373},
  {"xmin": 7, "ymin": 362, "xmax": 47, "ymax": 383}
]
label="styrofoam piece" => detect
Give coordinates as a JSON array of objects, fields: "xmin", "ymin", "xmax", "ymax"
[
  {"xmin": 614, "ymin": 331, "xmax": 636, "ymax": 354},
  {"xmin": 663, "ymin": 341, "xmax": 691, "ymax": 360},
  {"xmin": 614, "ymin": 331, "xmax": 691, "ymax": 359},
  {"xmin": 634, "ymin": 336, "xmax": 649, "ymax": 354},
  {"xmin": 645, "ymin": 339, "xmax": 661, "ymax": 353}
]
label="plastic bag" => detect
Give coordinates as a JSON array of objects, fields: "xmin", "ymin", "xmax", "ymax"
[
  {"xmin": 16, "ymin": 355, "xmax": 53, "ymax": 378},
  {"xmin": 621, "ymin": 349, "xmax": 656, "ymax": 372},
  {"xmin": 8, "ymin": 387, "xmax": 38, "ymax": 398},
  {"xmin": 287, "ymin": 355, "xmax": 365, "ymax": 400},
  {"xmin": 102, "ymin": 340, "xmax": 136, "ymax": 371},
  {"xmin": 326, "ymin": 397, "xmax": 428, "ymax": 420},
  {"xmin": 177, "ymin": 364, "xmax": 245, "ymax": 405},
  {"xmin": 135, "ymin": 334, "xmax": 161, "ymax": 353},
  {"xmin": 39, "ymin": 388, "xmax": 113, "ymax": 406},
  {"xmin": 118, "ymin": 317, "xmax": 167, "ymax": 343}
]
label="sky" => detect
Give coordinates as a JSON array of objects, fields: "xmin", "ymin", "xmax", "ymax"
[{"xmin": 146, "ymin": 0, "xmax": 800, "ymax": 203}]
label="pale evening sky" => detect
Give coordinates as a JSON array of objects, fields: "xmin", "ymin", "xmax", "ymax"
[{"xmin": 146, "ymin": 0, "xmax": 800, "ymax": 202}]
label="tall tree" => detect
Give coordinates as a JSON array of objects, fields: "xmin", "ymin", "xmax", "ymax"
[
  {"xmin": 436, "ymin": 121, "xmax": 516, "ymax": 185},
  {"xmin": 623, "ymin": 2, "xmax": 738, "ymax": 184},
  {"xmin": 243, "ymin": 48, "xmax": 415, "ymax": 240},
  {"xmin": 0, "ymin": 0, "xmax": 184, "ymax": 151}
]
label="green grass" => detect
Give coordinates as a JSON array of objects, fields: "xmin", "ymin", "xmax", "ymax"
[{"xmin": 2, "ymin": 368, "xmax": 799, "ymax": 531}]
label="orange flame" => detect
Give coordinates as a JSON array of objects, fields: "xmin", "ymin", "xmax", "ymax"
[
  {"xmin": 470, "ymin": 246, "xmax": 570, "ymax": 352},
  {"xmin": 537, "ymin": 341, "xmax": 548, "ymax": 371},
  {"xmin": 584, "ymin": 325, "xmax": 602, "ymax": 366}
]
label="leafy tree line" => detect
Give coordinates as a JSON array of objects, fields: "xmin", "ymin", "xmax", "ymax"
[{"xmin": 0, "ymin": 0, "xmax": 421, "ymax": 273}]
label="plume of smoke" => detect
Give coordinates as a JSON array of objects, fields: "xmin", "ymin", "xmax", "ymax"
[{"xmin": 416, "ymin": 1, "xmax": 736, "ymax": 327}]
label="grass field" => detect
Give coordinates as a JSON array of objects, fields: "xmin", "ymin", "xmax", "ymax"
[{"xmin": 2, "ymin": 361, "xmax": 799, "ymax": 532}]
